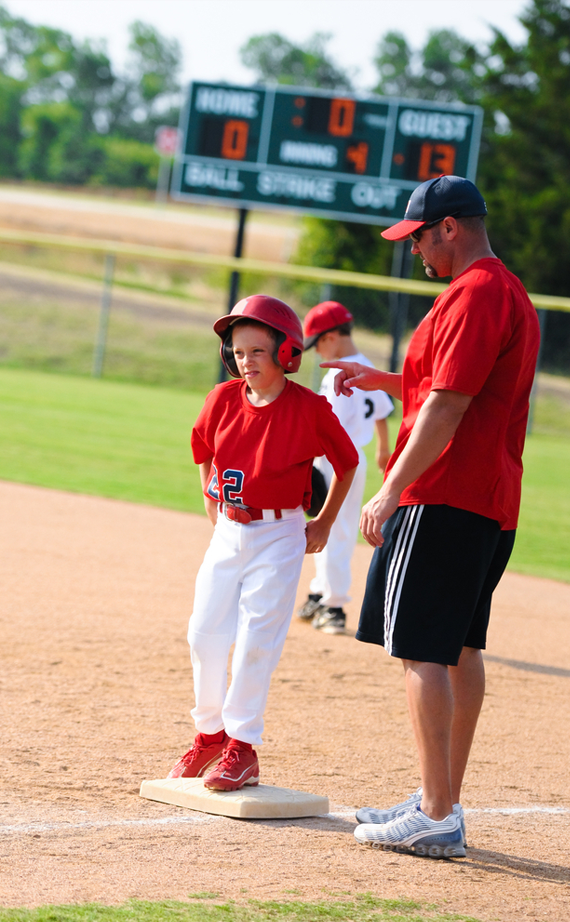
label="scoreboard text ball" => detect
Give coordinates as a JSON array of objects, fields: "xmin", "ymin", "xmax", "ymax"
[{"xmin": 171, "ymin": 82, "xmax": 483, "ymax": 226}]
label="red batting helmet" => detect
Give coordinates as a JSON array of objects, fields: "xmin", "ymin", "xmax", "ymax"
[
  {"xmin": 303, "ymin": 301, "xmax": 354, "ymax": 350},
  {"xmin": 213, "ymin": 294, "xmax": 304, "ymax": 378}
]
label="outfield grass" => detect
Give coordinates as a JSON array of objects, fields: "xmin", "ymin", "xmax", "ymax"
[
  {"xmin": 510, "ymin": 432, "xmax": 570, "ymax": 581},
  {"xmin": 0, "ymin": 895, "xmax": 482, "ymax": 921},
  {"xmin": 0, "ymin": 367, "xmax": 568, "ymax": 582},
  {"xmin": 0, "ymin": 368, "xmax": 204, "ymax": 512}
]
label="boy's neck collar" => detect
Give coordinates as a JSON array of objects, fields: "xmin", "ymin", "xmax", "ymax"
[{"xmin": 243, "ymin": 375, "xmax": 288, "ymax": 407}]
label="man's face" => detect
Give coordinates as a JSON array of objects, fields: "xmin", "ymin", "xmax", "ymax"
[{"xmin": 410, "ymin": 221, "xmax": 451, "ymax": 279}]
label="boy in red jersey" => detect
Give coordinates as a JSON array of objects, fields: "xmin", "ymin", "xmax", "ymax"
[{"xmin": 167, "ymin": 295, "xmax": 358, "ymax": 791}]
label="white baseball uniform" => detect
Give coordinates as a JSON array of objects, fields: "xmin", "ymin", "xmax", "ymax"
[{"xmin": 310, "ymin": 352, "xmax": 393, "ymax": 609}]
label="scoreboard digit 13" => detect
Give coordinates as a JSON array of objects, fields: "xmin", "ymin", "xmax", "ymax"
[{"xmin": 171, "ymin": 82, "xmax": 483, "ymax": 226}]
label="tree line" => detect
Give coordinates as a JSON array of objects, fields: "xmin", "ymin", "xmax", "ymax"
[
  {"xmin": 1, "ymin": 0, "xmax": 569, "ymax": 369},
  {"xmin": 0, "ymin": 7, "xmax": 180, "ymax": 187}
]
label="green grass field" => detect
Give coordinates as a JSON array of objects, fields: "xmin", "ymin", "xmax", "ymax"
[
  {"xmin": 0, "ymin": 895, "xmax": 482, "ymax": 921},
  {"xmin": 0, "ymin": 366, "xmax": 568, "ymax": 582},
  {"xmin": 0, "ymin": 367, "xmax": 204, "ymax": 511}
]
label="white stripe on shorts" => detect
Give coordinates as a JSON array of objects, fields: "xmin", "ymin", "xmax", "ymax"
[{"xmin": 384, "ymin": 505, "xmax": 425, "ymax": 655}]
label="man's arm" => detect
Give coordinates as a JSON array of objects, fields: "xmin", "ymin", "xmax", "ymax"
[
  {"xmin": 305, "ymin": 467, "xmax": 357, "ymax": 554},
  {"xmin": 199, "ymin": 458, "xmax": 218, "ymax": 526},
  {"xmin": 320, "ymin": 361, "xmax": 403, "ymax": 401},
  {"xmin": 360, "ymin": 389, "xmax": 472, "ymax": 547}
]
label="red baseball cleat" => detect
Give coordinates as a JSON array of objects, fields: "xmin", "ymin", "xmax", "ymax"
[
  {"xmin": 167, "ymin": 731, "xmax": 229, "ymax": 779},
  {"xmin": 203, "ymin": 740, "xmax": 260, "ymax": 791}
]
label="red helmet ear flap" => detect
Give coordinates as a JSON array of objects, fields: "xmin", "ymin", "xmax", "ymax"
[{"xmin": 277, "ymin": 339, "xmax": 303, "ymax": 373}]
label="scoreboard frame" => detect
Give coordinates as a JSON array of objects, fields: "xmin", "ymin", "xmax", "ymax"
[{"xmin": 171, "ymin": 82, "xmax": 483, "ymax": 227}]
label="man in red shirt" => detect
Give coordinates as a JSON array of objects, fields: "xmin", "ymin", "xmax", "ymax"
[{"xmin": 323, "ymin": 175, "xmax": 540, "ymax": 858}]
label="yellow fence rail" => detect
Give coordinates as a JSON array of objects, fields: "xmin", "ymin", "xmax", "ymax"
[{"xmin": 1, "ymin": 227, "xmax": 569, "ymax": 313}]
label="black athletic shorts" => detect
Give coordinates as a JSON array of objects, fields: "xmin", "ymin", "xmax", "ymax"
[{"xmin": 356, "ymin": 504, "xmax": 516, "ymax": 666}]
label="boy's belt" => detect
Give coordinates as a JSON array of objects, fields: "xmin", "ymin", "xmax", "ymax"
[{"xmin": 220, "ymin": 502, "xmax": 283, "ymax": 525}]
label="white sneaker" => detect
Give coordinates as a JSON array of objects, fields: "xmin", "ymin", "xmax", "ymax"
[
  {"xmin": 356, "ymin": 788, "xmax": 422, "ymax": 825},
  {"xmin": 354, "ymin": 804, "xmax": 466, "ymax": 858},
  {"xmin": 356, "ymin": 789, "xmax": 467, "ymax": 847}
]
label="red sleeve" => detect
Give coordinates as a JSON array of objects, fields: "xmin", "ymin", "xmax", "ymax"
[
  {"xmin": 190, "ymin": 387, "xmax": 220, "ymax": 464},
  {"xmin": 431, "ymin": 273, "xmax": 513, "ymax": 396},
  {"xmin": 314, "ymin": 393, "xmax": 359, "ymax": 478}
]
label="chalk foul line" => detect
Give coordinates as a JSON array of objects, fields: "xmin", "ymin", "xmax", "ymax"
[
  {"xmin": 0, "ymin": 814, "xmax": 216, "ymax": 835},
  {"xmin": 1, "ymin": 805, "xmax": 568, "ymax": 836}
]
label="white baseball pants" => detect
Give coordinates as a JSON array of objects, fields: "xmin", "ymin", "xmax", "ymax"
[
  {"xmin": 310, "ymin": 450, "xmax": 367, "ymax": 608},
  {"xmin": 188, "ymin": 508, "xmax": 306, "ymax": 746}
]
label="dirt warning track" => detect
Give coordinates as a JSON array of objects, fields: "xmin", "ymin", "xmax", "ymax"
[{"xmin": 0, "ymin": 480, "xmax": 568, "ymax": 920}]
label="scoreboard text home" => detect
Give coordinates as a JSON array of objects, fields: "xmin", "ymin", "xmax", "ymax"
[{"xmin": 172, "ymin": 82, "xmax": 483, "ymax": 226}]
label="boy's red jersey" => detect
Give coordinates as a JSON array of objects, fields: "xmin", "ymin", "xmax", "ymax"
[{"xmin": 192, "ymin": 378, "xmax": 358, "ymax": 511}]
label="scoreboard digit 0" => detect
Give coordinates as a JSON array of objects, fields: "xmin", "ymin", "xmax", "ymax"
[{"xmin": 172, "ymin": 82, "xmax": 482, "ymax": 226}]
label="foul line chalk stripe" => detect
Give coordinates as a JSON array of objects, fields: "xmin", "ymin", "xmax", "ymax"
[
  {"xmin": 330, "ymin": 807, "xmax": 570, "ymax": 817},
  {"xmin": 0, "ymin": 814, "xmax": 216, "ymax": 836},
  {"xmin": 465, "ymin": 807, "xmax": 569, "ymax": 815},
  {"xmin": 1, "ymin": 806, "xmax": 568, "ymax": 836}
]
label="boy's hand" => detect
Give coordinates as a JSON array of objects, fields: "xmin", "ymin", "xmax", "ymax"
[
  {"xmin": 376, "ymin": 447, "xmax": 391, "ymax": 472},
  {"xmin": 304, "ymin": 517, "xmax": 331, "ymax": 554},
  {"xmin": 304, "ymin": 466, "xmax": 357, "ymax": 553},
  {"xmin": 204, "ymin": 496, "xmax": 218, "ymax": 527}
]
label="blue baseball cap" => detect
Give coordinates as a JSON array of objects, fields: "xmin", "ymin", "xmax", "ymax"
[{"xmin": 381, "ymin": 175, "xmax": 487, "ymax": 241}]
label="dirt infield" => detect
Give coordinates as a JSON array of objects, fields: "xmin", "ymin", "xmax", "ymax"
[{"xmin": 0, "ymin": 481, "xmax": 569, "ymax": 920}]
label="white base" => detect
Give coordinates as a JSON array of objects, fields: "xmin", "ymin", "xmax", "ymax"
[{"xmin": 139, "ymin": 777, "xmax": 329, "ymax": 819}]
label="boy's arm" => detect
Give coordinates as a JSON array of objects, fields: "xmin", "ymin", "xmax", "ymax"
[
  {"xmin": 199, "ymin": 458, "xmax": 218, "ymax": 527},
  {"xmin": 375, "ymin": 418, "xmax": 391, "ymax": 472},
  {"xmin": 305, "ymin": 466, "xmax": 357, "ymax": 554}
]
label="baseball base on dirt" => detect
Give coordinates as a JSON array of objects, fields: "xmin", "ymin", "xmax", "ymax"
[{"xmin": 140, "ymin": 777, "xmax": 329, "ymax": 819}]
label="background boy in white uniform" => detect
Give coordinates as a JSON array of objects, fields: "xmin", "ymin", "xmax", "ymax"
[
  {"xmin": 167, "ymin": 295, "xmax": 358, "ymax": 790},
  {"xmin": 297, "ymin": 301, "xmax": 392, "ymax": 635}
]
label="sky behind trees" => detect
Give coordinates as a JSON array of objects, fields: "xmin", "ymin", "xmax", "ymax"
[{"xmin": 5, "ymin": 0, "xmax": 529, "ymax": 91}]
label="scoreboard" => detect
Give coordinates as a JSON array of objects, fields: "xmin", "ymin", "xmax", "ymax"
[{"xmin": 171, "ymin": 82, "xmax": 483, "ymax": 226}]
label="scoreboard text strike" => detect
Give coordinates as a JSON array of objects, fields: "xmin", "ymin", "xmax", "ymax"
[{"xmin": 172, "ymin": 82, "xmax": 483, "ymax": 226}]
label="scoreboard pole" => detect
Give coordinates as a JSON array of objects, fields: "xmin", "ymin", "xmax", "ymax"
[
  {"xmin": 218, "ymin": 207, "xmax": 249, "ymax": 382},
  {"xmin": 388, "ymin": 241, "xmax": 414, "ymax": 373}
]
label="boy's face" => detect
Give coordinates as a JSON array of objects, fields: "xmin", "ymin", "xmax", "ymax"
[
  {"xmin": 315, "ymin": 331, "xmax": 338, "ymax": 360},
  {"xmin": 231, "ymin": 324, "xmax": 285, "ymax": 393}
]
